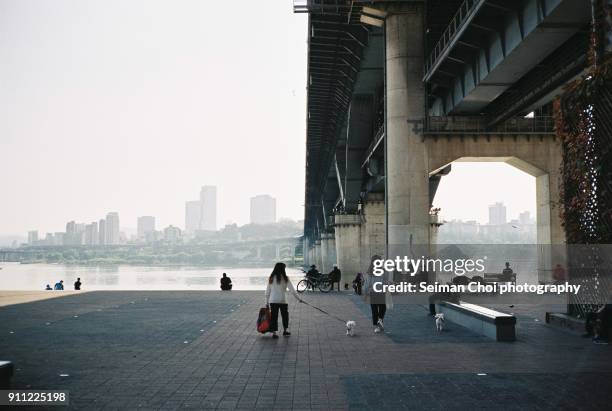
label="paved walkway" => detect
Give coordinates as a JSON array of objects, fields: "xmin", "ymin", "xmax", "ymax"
[{"xmin": 0, "ymin": 291, "xmax": 610, "ymax": 410}]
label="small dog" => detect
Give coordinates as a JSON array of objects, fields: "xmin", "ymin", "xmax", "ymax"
[
  {"xmin": 346, "ymin": 320, "xmax": 356, "ymax": 336},
  {"xmin": 435, "ymin": 313, "xmax": 445, "ymax": 332}
]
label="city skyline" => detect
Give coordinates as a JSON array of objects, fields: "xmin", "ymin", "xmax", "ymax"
[{"xmin": 20, "ymin": 188, "xmax": 288, "ymax": 246}]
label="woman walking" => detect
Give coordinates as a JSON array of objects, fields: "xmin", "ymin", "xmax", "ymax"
[
  {"xmin": 363, "ymin": 255, "xmax": 390, "ymax": 333},
  {"xmin": 265, "ymin": 262, "xmax": 301, "ymax": 338}
]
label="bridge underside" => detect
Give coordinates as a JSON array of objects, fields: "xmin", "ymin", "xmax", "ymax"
[{"xmin": 298, "ymin": 0, "xmax": 599, "ymax": 286}]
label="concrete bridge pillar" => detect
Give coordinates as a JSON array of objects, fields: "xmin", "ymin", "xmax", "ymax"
[
  {"xmin": 385, "ymin": 4, "xmax": 430, "ymax": 255},
  {"xmin": 314, "ymin": 239, "xmax": 322, "ymax": 271},
  {"xmin": 302, "ymin": 237, "xmax": 310, "ymax": 267},
  {"xmin": 320, "ymin": 233, "xmax": 335, "ymax": 274},
  {"xmin": 334, "ymin": 214, "xmax": 362, "ymax": 288},
  {"xmin": 361, "ymin": 193, "xmax": 386, "ymax": 262}
]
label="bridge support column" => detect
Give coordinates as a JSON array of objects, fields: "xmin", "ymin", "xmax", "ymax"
[
  {"xmin": 535, "ymin": 142, "xmax": 566, "ymax": 283},
  {"xmin": 302, "ymin": 238, "xmax": 310, "ymax": 267},
  {"xmin": 361, "ymin": 193, "xmax": 386, "ymax": 262},
  {"xmin": 385, "ymin": 4, "xmax": 430, "ymax": 255},
  {"xmin": 320, "ymin": 233, "xmax": 336, "ymax": 274},
  {"xmin": 334, "ymin": 214, "xmax": 362, "ymax": 288},
  {"xmin": 314, "ymin": 239, "xmax": 322, "ymax": 271}
]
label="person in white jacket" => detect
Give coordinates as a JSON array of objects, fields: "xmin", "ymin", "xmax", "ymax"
[{"xmin": 265, "ymin": 262, "xmax": 301, "ymax": 338}]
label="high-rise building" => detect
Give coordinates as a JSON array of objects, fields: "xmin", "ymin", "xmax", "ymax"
[
  {"xmin": 163, "ymin": 225, "xmax": 182, "ymax": 243},
  {"xmin": 27, "ymin": 230, "xmax": 38, "ymax": 245},
  {"xmin": 66, "ymin": 221, "xmax": 76, "ymax": 235},
  {"xmin": 54, "ymin": 232, "xmax": 65, "ymax": 246},
  {"xmin": 64, "ymin": 220, "xmax": 83, "ymax": 245},
  {"xmin": 488, "ymin": 202, "xmax": 507, "ymax": 225},
  {"xmin": 137, "ymin": 216, "xmax": 156, "ymax": 240},
  {"xmin": 200, "ymin": 186, "xmax": 217, "ymax": 231},
  {"xmin": 84, "ymin": 222, "xmax": 98, "ymax": 245},
  {"xmin": 105, "ymin": 212, "xmax": 120, "ymax": 245},
  {"xmin": 250, "ymin": 194, "xmax": 277, "ymax": 224},
  {"xmin": 98, "ymin": 219, "xmax": 106, "ymax": 245},
  {"xmin": 185, "ymin": 201, "xmax": 202, "ymax": 233},
  {"xmin": 519, "ymin": 211, "xmax": 532, "ymax": 225}
]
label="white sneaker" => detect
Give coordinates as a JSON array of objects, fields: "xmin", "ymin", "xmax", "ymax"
[
  {"xmin": 374, "ymin": 326, "xmax": 380, "ymax": 333},
  {"xmin": 377, "ymin": 319, "xmax": 384, "ymax": 331}
]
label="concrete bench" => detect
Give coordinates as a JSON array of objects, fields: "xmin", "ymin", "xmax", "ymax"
[
  {"xmin": 436, "ymin": 301, "xmax": 516, "ymax": 341},
  {"xmin": 483, "ymin": 272, "xmax": 516, "ymax": 285},
  {"xmin": 0, "ymin": 361, "xmax": 14, "ymax": 389},
  {"xmin": 545, "ymin": 312, "xmax": 585, "ymax": 334}
]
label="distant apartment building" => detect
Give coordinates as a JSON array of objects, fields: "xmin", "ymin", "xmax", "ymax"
[
  {"xmin": 137, "ymin": 216, "xmax": 156, "ymax": 240},
  {"xmin": 64, "ymin": 220, "xmax": 83, "ymax": 245},
  {"xmin": 84, "ymin": 222, "xmax": 98, "ymax": 245},
  {"xmin": 488, "ymin": 202, "xmax": 507, "ymax": 225},
  {"xmin": 200, "ymin": 186, "xmax": 217, "ymax": 231},
  {"xmin": 185, "ymin": 200, "xmax": 202, "ymax": 234},
  {"xmin": 54, "ymin": 232, "xmax": 64, "ymax": 246},
  {"xmin": 519, "ymin": 211, "xmax": 533, "ymax": 225},
  {"xmin": 104, "ymin": 212, "xmax": 120, "ymax": 245},
  {"xmin": 98, "ymin": 219, "xmax": 106, "ymax": 245},
  {"xmin": 185, "ymin": 186, "xmax": 217, "ymax": 233},
  {"xmin": 163, "ymin": 225, "xmax": 182, "ymax": 243},
  {"xmin": 250, "ymin": 195, "xmax": 277, "ymax": 224},
  {"xmin": 27, "ymin": 230, "xmax": 38, "ymax": 245}
]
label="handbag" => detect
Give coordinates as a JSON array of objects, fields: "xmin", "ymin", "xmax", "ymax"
[{"xmin": 257, "ymin": 307, "xmax": 271, "ymax": 333}]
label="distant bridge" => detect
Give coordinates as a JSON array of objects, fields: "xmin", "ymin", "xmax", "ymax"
[{"xmin": 0, "ymin": 237, "xmax": 303, "ymax": 265}]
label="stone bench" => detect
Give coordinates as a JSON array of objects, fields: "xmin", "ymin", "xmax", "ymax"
[
  {"xmin": 0, "ymin": 361, "xmax": 14, "ymax": 389},
  {"xmin": 483, "ymin": 272, "xmax": 516, "ymax": 285},
  {"xmin": 436, "ymin": 301, "xmax": 516, "ymax": 341}
]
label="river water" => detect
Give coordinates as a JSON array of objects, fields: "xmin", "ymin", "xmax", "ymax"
[{"xmin": 0, "ymin": 262, "xmax": 304, "ymax": 291}]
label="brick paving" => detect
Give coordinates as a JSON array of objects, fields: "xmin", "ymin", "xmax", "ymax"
[{"xmin": 0, "ymin": 290, "xmax": 611, "ymax": 410}]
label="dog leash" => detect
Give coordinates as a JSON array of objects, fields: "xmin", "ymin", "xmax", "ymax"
[{"xmin": 299, "ymin": 299, "xmax": 347, "ymax": 324}]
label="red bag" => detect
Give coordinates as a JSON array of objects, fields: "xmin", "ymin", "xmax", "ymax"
[{"xmin": 257, "ymin": 307, "xmax": 271, "ymax": 333}]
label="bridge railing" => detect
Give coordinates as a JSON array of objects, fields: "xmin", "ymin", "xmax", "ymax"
[
  {"xmin": 424, "ymin": 0, "xmax": 483, "ymax": 80},
  {"xmin": 424, "ymin": 115, "xmax": 555, "ymax": 134},
  {"xmin": 293, "ymin": 0, "xmax": 353, "ymax": 13}
]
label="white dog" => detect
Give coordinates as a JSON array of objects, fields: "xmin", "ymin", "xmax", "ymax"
[
  {"xmin": 435, "ymin": 313, "xmax": 445, "ymax": 332},
  {"xmin": 346, "ymin": 320, "xmax": 356, "ymax": 336}
]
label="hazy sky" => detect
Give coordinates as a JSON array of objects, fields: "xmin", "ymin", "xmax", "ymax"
[
  {"xmin": 1, "ymin": 0, "xmax": 308, "ymax": 235},
  {"xmin": 0, "ymin": 1, "xmax": 535, "ymax": 237},
  {"xmin": 435, "ymin": 162, "xmax": 536, "ymax": 223}
]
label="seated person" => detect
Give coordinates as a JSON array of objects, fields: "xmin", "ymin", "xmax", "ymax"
[
  {"xmin": 502, "ymin": 262, "xmax": 515, "ymax": 282},
  {"xmin": 585, "ymin": 304, "xmax": 612, "ymax": 344},
  {"xmin": 328, "ymin": 265, "xmax": 342, "ymax": 291},
  {"xmin": 220, "ymin": 273, "xmax": 232, "ymax": 290},
  {"xmin": 45, "ymin": 284, "xmax": 52, "ymax": 290},
  {"xmin": 306, "ymin": 265, "xmax": 320, "ymax": 279},
  {"xmin": 53, "ymin": 280, "xmax": 64, "ymax": 290}
]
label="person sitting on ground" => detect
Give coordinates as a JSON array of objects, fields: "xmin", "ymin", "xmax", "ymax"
[
  {"xmin": 329, "ymin": 264, "xmax": 342, "ymax": 291},
  {"xmin": 45, "ymin": 284, "xmax": 52, "ymax": 290},
  {"xmin": 74, "ymin": 277, "xmax": 82, "ymax": 290},
  {"xmin": 54, "ymin": 280, "xmax": 64, "ymax": 290},
  {"xmin": 584, "ymin": 304, "xmax": 612, "ymax": 344},
  {"xmin": 353, "ymin": 272, "xmax": 363, "ymax": 295},
  {"xmin": 220, "ymin": 273, "xmax": 232, "ymax": 290}
]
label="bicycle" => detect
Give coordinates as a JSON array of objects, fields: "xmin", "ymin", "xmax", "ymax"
[{"xmin": 297, "ymin": 273, "xmax": 332, "ymax": 293}]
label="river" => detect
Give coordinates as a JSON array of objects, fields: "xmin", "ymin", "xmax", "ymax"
[{"xmin": 0, "ymin": 262, "xmax": 304, "ymax": 291}]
